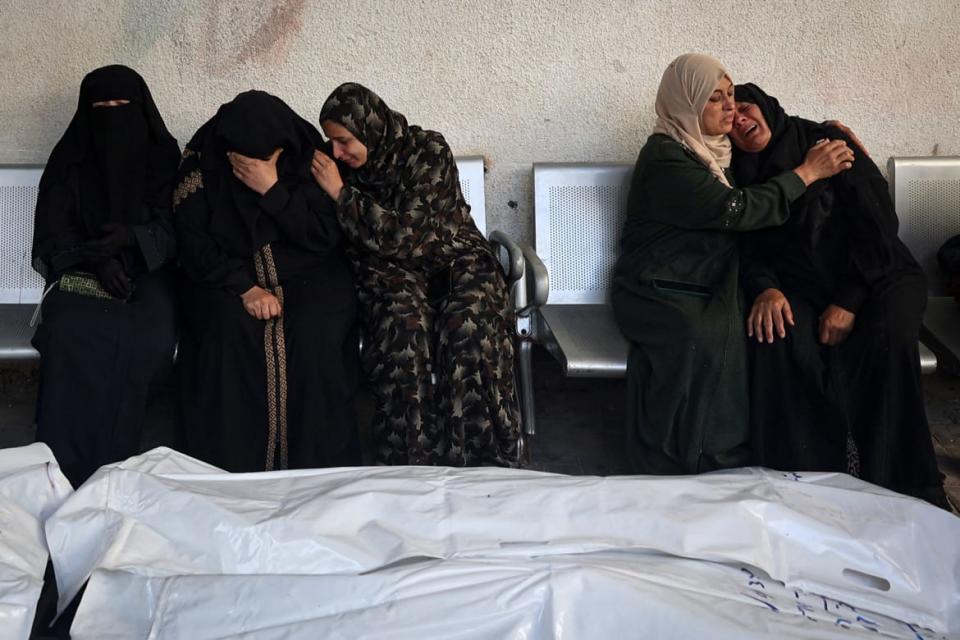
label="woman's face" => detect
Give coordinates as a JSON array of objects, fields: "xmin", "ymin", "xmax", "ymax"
[
  {"xmin": 699, "ymin": 76, "xmax": 735, "ymax": 135},
  {"xmin": 321, "ymin": 120, "xmax": 368, "ymax": 168},
  {"xmin": 729, "ymin": 102, "xmax": 772, "ymax": 152}
]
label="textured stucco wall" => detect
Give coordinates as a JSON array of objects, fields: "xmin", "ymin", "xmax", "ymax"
[{"xmin": 1, "ymin": 0, "xmax": 957, "ymax": 244}]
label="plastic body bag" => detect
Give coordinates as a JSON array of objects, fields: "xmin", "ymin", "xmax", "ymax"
[
  {"xmin": 0, "ymin": 444, "xmax": 73, "ymax": 640},
  {"xmin": 44, "ymin": 447, "xmax": 960, "ymax": 638}
]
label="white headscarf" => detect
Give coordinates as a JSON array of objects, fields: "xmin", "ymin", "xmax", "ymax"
[{"xmin": 652, "ymin": 53, "xmax": 733, "ymax": 188}]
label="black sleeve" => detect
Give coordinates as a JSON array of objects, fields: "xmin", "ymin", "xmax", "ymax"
[
  {"xmin": 173, "ymin": 151, "xmax": 255, "ymax": 295},
  {"xmin": 258, "ymin": 181, "xmax": 342, "ymax": 254},
  {"xmin": 739, "ymin": 230, "xmax": 781, "ymax": 304},
  {"xmin": 827, "ymin": 129, "xmax": 901, "ymax": 312},
  {"xmin": 131, "ymin": 204, "xmax": 177, "ymax": 272}
]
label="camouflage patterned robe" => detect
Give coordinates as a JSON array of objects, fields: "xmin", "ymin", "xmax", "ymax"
[{"xmin": 320, "ymin": 83, "xmax": 519, "ymax": 466}]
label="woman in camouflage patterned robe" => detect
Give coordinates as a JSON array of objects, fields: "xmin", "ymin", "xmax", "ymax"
[{"xmin": 312, "ymin": 83, "xmax": 520, "ymax": 467}]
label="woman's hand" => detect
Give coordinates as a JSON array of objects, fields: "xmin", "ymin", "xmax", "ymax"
[
  {"xmin": 241, "ymin": 285, "xmax": 282, "ymax": 320},
  {"xmin": 818, "ymin": 304, "xmax": 855, "ymax": 346},
  {"xmin": 228, "ymin": 148, "xmax": 281, "ymax": 195},
  {"xmin": 794, "ymin": 139, "xmax": 855, "ymax": 186},
  {"xmin": 94, "ymin": 258, "xmax": 134, "ymax": 299},
  {"xmin": 747, "ymin": 288, "xmax": 795, "ymax": 343},
  {"xmin": 823, "ymin": 120, "xmax": 870, "ymax": 157},
  {"xmin": 311, "ymin": 150, "xmax": 344, "ymax": 201}
]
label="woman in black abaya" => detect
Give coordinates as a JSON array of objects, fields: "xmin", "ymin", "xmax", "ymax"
[
  {"xmin": 174, "ymin": 90, "xmax": 360, "ymax": 472},
  {"xmin": 731, "ymin": 83, "xmax": 947, "ymax": 507},
  {"xmin": 32, "ymin": 65, "xmax": 181, "ymax": 487}
]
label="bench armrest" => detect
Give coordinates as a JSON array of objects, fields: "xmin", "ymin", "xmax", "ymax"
[{"xmin": 488, "ymin": 230, "xmax": 549, "ymax": 317}]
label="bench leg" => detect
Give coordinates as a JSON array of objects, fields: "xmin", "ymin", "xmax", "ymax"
[{"xmin": 518, "ymin": 339, "xmax": 535, "ymax": 437}]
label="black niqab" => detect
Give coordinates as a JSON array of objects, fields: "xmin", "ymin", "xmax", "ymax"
[
  {"xmin": 34, "ymin": 65, "xmax": 180, "ymax": 270},
  {"xmin": 189, "ymin": 90, "xmax": 323, "ymax": 254}
]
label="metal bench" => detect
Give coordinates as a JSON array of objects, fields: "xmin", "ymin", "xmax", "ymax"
[
  {"xmin": 0, "ymin": 157, "xmax": 492, "ymax": 364},
  {"xmin": 890, "ymin": 156, "xmax": 960, "ymax": 375},
  {"xmin": 511, "ymin": 161, "xmax": 940, "ymax": 440}
]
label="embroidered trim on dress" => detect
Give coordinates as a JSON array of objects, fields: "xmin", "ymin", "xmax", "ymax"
[
  {"xmin": 254, "ymin": 244, "xmax": 289, "ymax": 471},
  {"xmin": 173, "ymin": 170, "xmax": 203, "ymax": 208}
]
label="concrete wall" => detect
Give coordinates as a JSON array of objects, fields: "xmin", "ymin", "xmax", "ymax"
[{"xmin": 1, "ymin": 0, "xmax": 957, "ymax": 244}]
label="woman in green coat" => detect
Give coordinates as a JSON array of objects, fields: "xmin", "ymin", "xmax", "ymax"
[{"xmin": 612, "ymin": 53, "xmax": 854, "ymax": 475}]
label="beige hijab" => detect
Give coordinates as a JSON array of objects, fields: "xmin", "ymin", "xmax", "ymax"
[{"xmin": 652, "ymin": 53, "xmax": 733, "ymax": 188}]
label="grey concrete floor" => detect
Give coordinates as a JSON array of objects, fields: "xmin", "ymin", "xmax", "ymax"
[{"xmin": 1, "ymin": 348, "xmax": 958, "ymax": 509}]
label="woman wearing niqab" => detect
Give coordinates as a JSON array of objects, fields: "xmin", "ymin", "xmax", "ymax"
[
  {"xmin": 612, "ymin": 54, "xmax": 853, "ymax": 475},
  {"xmin": 32, "ymin": 64, "xmax": 180, "ymax": 487},
  {"xmin": 174, "ymin": 90, "xmax": 360, "ymax": 472},
  {"xmin": 731, "ymin": 83, "xmax": 946, "ymax": 507},
  {"xmin": 312, "ymin": 83, "xmax": 520, "ymax": 467}
]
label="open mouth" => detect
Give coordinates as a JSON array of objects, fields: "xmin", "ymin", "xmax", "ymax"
[{"xmin": 740, "ymin": 122, "xmax": 758, "ymax": 137}]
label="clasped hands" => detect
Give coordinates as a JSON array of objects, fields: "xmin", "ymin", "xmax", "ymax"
[{"xmin": 747, "ymin": 288, "xmax": 855, "ymax": 346}]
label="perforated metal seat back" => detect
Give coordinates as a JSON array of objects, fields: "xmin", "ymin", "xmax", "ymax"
[
  {"xmin": 534, "ymin": 163, "xmax": 632, "ymax": 304},
  {"xmin": 889, "ymin": 157, "xmax": 960, "ymax": 295},
  {"xmin": 0, "ymin": 166, "xmax": 44, "ymax": 303},
  {"xmin": 455, "ymin": 156, "xmax": 486, "ymax": 237}
]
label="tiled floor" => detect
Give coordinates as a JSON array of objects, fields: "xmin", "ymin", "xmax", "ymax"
[{"xmin": 1, "ymin": 348, "xmax": 958, "ymax": 509}]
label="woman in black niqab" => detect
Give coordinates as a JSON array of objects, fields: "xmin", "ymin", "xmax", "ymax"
[
  {"xmin": 32, "ymin": 65, "xmax": 180, "ymax": 487},
  {"xmin": 731, "ymin": 83, "xmax": 947, "ymax": 507},
  {"xmin": 174, "ymin": 90, "xmax": 361, "ymax": 472}
]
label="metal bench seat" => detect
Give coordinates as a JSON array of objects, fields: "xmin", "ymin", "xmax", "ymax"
[
  {"xmin": 0, "ymin": 304, "xmax": 37, "ymax": 361},
  {"xmin": 538, "ymin": 304, "xmax": 626, "ymax": 377}
]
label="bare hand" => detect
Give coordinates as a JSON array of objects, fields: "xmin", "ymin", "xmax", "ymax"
[
  {"xmin": 228, "ymin": 148, "xmax": 282, "ymax": 195},
  {"xmin": 241, "ymin": 285, "xmax": 282, "ymax": 320},
  {"xmin": 823, "ymin": 120, "xmax": 869, "ymax": 157},
  {"xmin": 818, "ymin": 304, "xmax": 855, "ymax": 346},
  {"xmin": 794, "ymin": 139, "xmax": 855, "ymax": 186},
  {"xmin": 747, "ymin": 288, "xmax": 795, "ymax": 343},
  {"xmin": 311, "ymin": 150, "xmax": 344, "ymax": 200}
]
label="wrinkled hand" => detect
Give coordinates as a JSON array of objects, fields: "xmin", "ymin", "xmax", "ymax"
[
  {"xmin": 818, "ymin": 304, "xmax": 855, "ymax": 346},
  {"xmin": 311, "ymin": 150, "xmax": 344, "ymax": 201},
  {"xmin": 94, "ymin": 258, "xmax": 133, "ymax": 299},
  {"xmin": 747, "ymin": 288, "xmax": 795, "ymax": 343},
  {"xmin": 794, "ymin": 139, "xmax": 855, "ymax": 186},
  {"xmin": 241, "ymin": 285, "xmax": 282, "ymax": 320},
  {"xmin": 228, "ymin": 148, "xmax": 281, "ymax": 195},
  {"xmin": 82, "ymin": 224, "xmax": 135, "ymax": 262},
  {"xmin": 823, "ymin": 120, "xmax": 869, "ymax": 157}
]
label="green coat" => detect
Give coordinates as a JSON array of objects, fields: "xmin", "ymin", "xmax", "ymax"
[{"xmin": 612, "ymin": 133, "xmax": 805, "ymax": 474}]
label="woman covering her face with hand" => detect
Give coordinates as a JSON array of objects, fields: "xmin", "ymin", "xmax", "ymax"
[
  {"xmin": 312, "ymin": 83, "xmax": 520, "ymax": 467},
  {"xmin": 174, "ymin": 90, "xmax": 360, "ymax": 472},
  {"xmin": 612, "ymin": 54, "xmax": 853, "ymax": 476},
  {"xmin": 32, "ymin": 65, "xmax": 181, "ymax": 487},
  {"xmin": 730, "ymin": 83, "xmax": 947, "ymax": 507}
]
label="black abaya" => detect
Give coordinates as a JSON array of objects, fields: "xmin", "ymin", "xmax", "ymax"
[
  {"xmin": 32, "ymin": 65, "xmax": 180, "ymax": 487},
  {"xmin": 174, "ymin": 91, "xmax": 360, "ymax": 472},
  {"xmin": 734, "ymin": 84, "xmax": 944, "ymax": 503}
]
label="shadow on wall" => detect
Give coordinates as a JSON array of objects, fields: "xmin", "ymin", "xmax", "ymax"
[{"xmin": 122, "ymin": 0, "xmax": 307, "ymax": 74}]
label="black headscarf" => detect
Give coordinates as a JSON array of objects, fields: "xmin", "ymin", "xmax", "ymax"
[
  {"xmin": 731, "ymin": 83, "xmax": 835, "ymax": 245},
  {"xmin": 318, "ymin": 83, "xmax": 414, "ymax": 191},
  {"xmin": 34, "ymin": 65, "xmax": 180, "ymax": 267},
  {"xmin": 188, "ymin": 90, "xmax": 324, "ymax": 254},
  {"xmin": 733, "ymin": 83, "xmax": 904, "ymax": 303}
]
